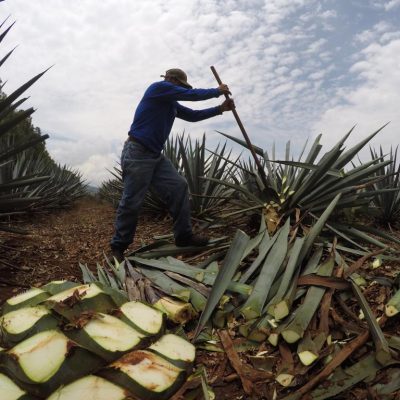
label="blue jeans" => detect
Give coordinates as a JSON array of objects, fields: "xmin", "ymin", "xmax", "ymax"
[{"xmin": 111, "ymin": 140, "xmax": 192, "ymax": 251}]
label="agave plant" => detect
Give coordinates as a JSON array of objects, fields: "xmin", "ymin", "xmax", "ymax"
[
  {"xmin": 0, "ymin": 280, "xmax": 195, "ymax": 399},
  {"xmin": 366, "ymin": 145, "xmax": 400, "ymax": 226},
  {"xmin": 0, "ymin": 17, "xmax": 51, "ymax": 234},
  {"xmin": 2, "ymin": 134, "xmax": 86, "ymax": 210},
  {"xmin": 212, "ymin": 127, "xmax": 400, "ymax": 247},
  {"xmin": 178, "ymin": 134, "xmax": 238, "ymax": 219},
  {"xmin": 100, "ymin": 133, "xmax": 236, "ymax": 219},
  {"xmin": 218, "ymin": 127, "xmax": 391, "ymax": 213}
]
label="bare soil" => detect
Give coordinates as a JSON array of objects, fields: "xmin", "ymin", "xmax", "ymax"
[{"xmin": 0, "ymin": 197, "xmax": 173, "ymax": 301}]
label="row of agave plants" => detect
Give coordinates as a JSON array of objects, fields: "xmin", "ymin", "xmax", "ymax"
[
  {"xmin": 0, "ymin": 16, "xmax": 86, "ymax": 237},
  {"xmin": 100, "ymin": 127, "xmax": 400, "ymax": 230}
]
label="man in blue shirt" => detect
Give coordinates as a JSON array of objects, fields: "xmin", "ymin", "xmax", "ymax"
[{"xmin": 111, "ymin": 68, "xmax": 234, "ymax": 262}]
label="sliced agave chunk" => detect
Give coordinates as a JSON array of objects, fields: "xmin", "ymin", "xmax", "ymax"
[
  {"xmin": 0, "ymin": 330, "xmax": 103, "ymax": 397},
  {"xmin": 40, "ymin": 281, "xmax": 80, "ymax": 296},
  {"xmin": 2, "ymin": 288, "xmax": 50, "ymax": 314},
  {"xmin": 65, "ymin": 313, "xmax": 146, "ymax": 362},
  {"xmin": 148, "ymin": 334, "xmax": 195, "ymax": 369},
  {"xmin": 0, "ymin": 372, "xmax": 36, "ymax": 400},
  {"xmin": 46, "ymin": 375, "xmax": 130, "ymax": 400},
  {"xmin": 44, "ymin": 283, "xmax": 117, "ymax": 320},
  {"xmin": 99, "ymin": 350, "xmax": 186, "ymax": 400},
  {"xmin": 119, "ymin": 301, "xmax": 164, "ymax": 335},
  {"xmin": 153, "ymin": 297, "xmax": 196, "ymax": 324},
  {"xmin": 0, "ymin": 306, "xmax": 58, "ymax": 347}
]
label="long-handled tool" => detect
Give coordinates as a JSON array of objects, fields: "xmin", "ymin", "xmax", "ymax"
[{"xmin": 210, "ymin": 66, "xmax": 269, "ymax": 190}]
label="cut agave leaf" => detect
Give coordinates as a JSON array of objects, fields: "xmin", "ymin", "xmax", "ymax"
[
  {"xmin": 153, "ymin": 297, "xmax": 196, "ymax": 324},
  {"xmin": 40, "ymin": 281, "xmax": 80, "ymax": 296},
  {"xmin": 46, "ymin": 375, "xmax": 129, "ymax": 400},
  {"xmin": 44, "ymin": 283, "xmax": 117, "ymax": 320},
  {"xmin": 385, "ymin": 288, "xmax": 400, "ymax": 317},
  {"xmin": 0, "ymin": 372, "xmax": 38, "ymax": 400},
  {"xmin": 281, "ymin": 255, "xmax": 335, "ymax": 343},
  {"xmin": 99, "ymin": 350, "xmax": 186, "ymax": 400},
  {"xmin": 0, "ymin": 305, "xmax": 58, "ymax": 347},
  {"xmin": 119, "ymin": 301, "xmax": 164, "ymax": 336},
  {"xmin": 65, "ymin": 313, "xmax": 146, "ymax": 362},
  {"xmin": 148, "ymin": 334, "xmax": 196, "ymax": 369},
  {"xmin": 0, "ymin": 330, "xmax": 103, "ymax": 397},
  {"xmin": 1, "ymin": 288, "xmax": 50, "ymax": 314},
  {"xmin": 308, "ymin": 353, "xmax": 383, "ymax": 400}
]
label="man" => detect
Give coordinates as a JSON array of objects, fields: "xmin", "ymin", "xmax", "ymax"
[{"xmin": 110, "ymin": 68, "xmax": 235, "ymax": 262}]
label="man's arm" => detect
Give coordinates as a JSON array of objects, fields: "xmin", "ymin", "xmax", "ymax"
[
  {"xmin": 176, "ymin": 99, "xmax": 235, "ymax": 122},
  {"xmin": 147, "ymin": 81, "xmax": 228, "ymax": 102},
  {"xmin": 176, "ymin": 103, "xmax": 222, "ymax": 122}
]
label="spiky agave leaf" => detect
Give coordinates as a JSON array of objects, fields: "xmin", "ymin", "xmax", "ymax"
[
  {"xmin": 280, "ymin": 254, "xmax": 335, "ymax": 344},
  {"xmin": 367, "ymin": 145, "xmax": 400, "ymax": 224}
]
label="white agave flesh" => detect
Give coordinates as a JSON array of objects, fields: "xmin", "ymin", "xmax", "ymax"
[
  {"xmin": 7, "ymin": 288, "xmax": 46, "ymax": 306},
  {"xmin": 120, "ymin": 301, "xmax": 163, "ymax": 334},
  {"xmin": 298, "ymin": 350, "xmax": 318, "ymax": 366},
  {"xmin": 1, "ymin": 306, "xmax": 50, "ymax": 334},
  {"xmin": 0, "ymin": 373, "xmax": 26, "ymax": 400},
  {"xmin": 276, "ymin": 373, "xmax": 294, "ymax": 387},
  {"xmin": 47, "ymin": 284, "xmax": 102, "ymax": 303},
  {"xmin": 47, "ymin": 375, "xmax": 128, "ymax": 400},
  {"xmin": 84, "ymin": 314, "xmax": 143, "ymax": 351},
  {"xmin": 10, "ymin": 330, "xmax": 69, "ymax": 383},
  {"xmin": 115, "ymin": 351, "xmax": 182, "ymax": 393},
  {"xmin": 149, "ymin": 334, "xmax": 195, "ymax": 363},
  {"xmin": 385, "ymin": 304, "xmax": 399, "ymax": 317}
]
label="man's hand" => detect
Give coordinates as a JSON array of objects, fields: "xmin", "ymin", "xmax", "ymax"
[
  {"xmin": 220, "ymin": 98, "xmax": 235, "ymax": 113},
  {"xmin": 218, "ymin": 83, "xmax": 231, "ymax": 96}
]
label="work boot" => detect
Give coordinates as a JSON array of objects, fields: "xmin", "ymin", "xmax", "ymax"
[
  {"xmin": 175, "ymin": 233, "xmax": 209, "ymax": 247},
  {"xmin": 110, "ymin": 247, "xmax": 125, "ymax": 263}
]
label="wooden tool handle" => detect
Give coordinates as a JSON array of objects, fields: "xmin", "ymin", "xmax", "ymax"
[{"xmin": 210, "ymin": 66, "xmax": 268, "ymax": 185}]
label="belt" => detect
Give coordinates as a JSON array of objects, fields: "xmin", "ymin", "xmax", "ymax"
[
  {"xmin": 128, "ymin": 136, "xmax": 145, "ymax": 146},
  {"xmin": 127, "ymin": 136, "xmax": 149, "ymax": 150}
]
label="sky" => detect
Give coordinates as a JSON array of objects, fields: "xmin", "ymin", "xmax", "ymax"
[{"xmin": 1, "ymin": 0, "xmax": 400, "ymax": 185}]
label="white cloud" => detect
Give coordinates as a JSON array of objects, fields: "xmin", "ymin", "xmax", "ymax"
[
  {"xmin": 385, "ymin": 0, "xmax": 400, "ymax": 10},
  {"xmin": 313, "ymin": 37, "xmax": 400, "ymax": 153},
  {"xmin": 75, "ymin": 154, "xmax": 116, "ymax": 186},
  {"xmin": 370, "ymin": 0, "xmax": 400, "ymax": 10},
  {"xmin": 354, "ymin": 21, "xmax": 392, "ymax": 44}
]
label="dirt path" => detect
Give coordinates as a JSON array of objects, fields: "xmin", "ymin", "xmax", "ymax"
[{"xmin": 0, "ymin": 197, "xmax": 172, "ymax": 302}]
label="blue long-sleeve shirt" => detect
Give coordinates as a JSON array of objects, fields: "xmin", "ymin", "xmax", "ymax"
[{"xmin": 128, "ymin": 81, "xmax": 222, "ymax": 153}]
